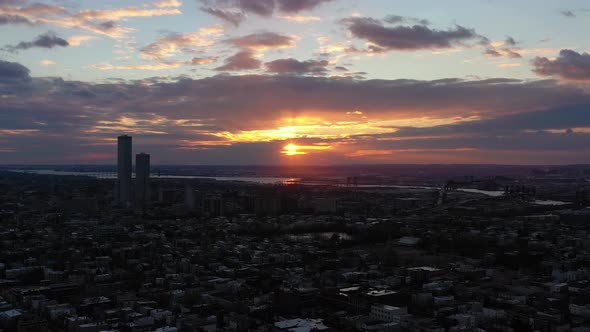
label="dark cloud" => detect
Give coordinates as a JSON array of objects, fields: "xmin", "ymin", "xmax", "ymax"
[
  {"xmin": 484, "ymin": 38, "xmax": 521, "ymax": 59},
  {"xmin": 225, "ymin": 32, "xmax": 296, "ymax": 50},
  {"xmin": 342, "ymin": 17, "xmax": 481, "ymax": 52},
  {"xmin": 198, "ymin": 0, "xmax": 333, "ymax": 18},
  {"xmin": 561, "ymin": 10, "xmax": 575, "ymax": 17},
  {"xmin": 200, "ymin": 6, "xmax": 245, "ymax": 26},
  {"xmin": 2, "ymin": 66, "xmax": 590, "ymax": 164},
  {"xmin": 0, "ymin": 60, "xmax": 30, "ymax": 84},
  {"xmin": 6, "ymin": 32, "xmax": 69, "ymax": 51},
  {"xmin": 0, "ymin": 61, "xmax": 31, "ymax": 97},
  {"xmin": 532, "ymin": 49, "xmax": 590, "ymax": 81},
  {"xmin": 391, "ymin": 105, "xmax": 590, "ymax": 138},
  {"xmin": 505, "ymin": 36, "xmax": 517, "ymax": 46},
  {"xmin": 0, "ymin": 14, "xmax": 34, "ymax": 25},
  {"xmin": 358, "ymin": 105, "xmax": 590, "ymax": 162},
  {"xmin": 131, "ymin": 77, "xmax": 589, "ymax": 127},
  {"xmin": 239, "ymin": 0, "xmax": 274, "ymax": 15},
  {"xmin": 484, "ymin": 49, "xmax": 501, "ymax": 57},
  {"xmin": 97, "ymin": 20, "xmax": 118, "ymax": 31},
  {"xmin": 276, "ymin": 0, "xmax": 333, "ymax": 13},
  {"xmin": 214, "ymin": 51, "xmax": 261, "ymax": 71},
  {"xmin": 344, "ymin": 45, "xmax": 387, "ymax": 54},
  {"xmin": 382, "ymin": 15, "xmax": 403, "ymax": 24},
  {"xmin": 505, "ymin": 49, "xmax": 521, "ymax": 59},
  {"xmin": 265, "ymin": 58, "xmax": 329, "ymax": 75},
  {"xmin": 3, "ymin": 74, "xmax": 589, "ymax": 129},
  {"xmin": 383, "ymin": 14, "xmax": 430, "ymax": 25}
]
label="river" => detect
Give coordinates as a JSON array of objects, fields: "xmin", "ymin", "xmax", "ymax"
[{"xmin": 4, "ymin": 168, "xmax": 569, "ymax": 205}]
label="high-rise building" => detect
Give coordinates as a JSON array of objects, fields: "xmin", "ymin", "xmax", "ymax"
[
  {"xmin": 117, "ymin": 135, "xmax": 132, "ymax": 207},
  {"xmin": 135, "ymin": 153, "xmax": 150, "ymax": 208}
]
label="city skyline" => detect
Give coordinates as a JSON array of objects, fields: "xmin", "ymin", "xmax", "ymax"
[
  {"xmin": 116, "ymin": 134, "xmax": 133, "ymax": 207},
  {"xmin": 1, "ymin": 0, "xmax": 590, "ymax": 165},
  {"xmin": 135, "ymin": 151, "xmax": 151, "ymax": 209}
]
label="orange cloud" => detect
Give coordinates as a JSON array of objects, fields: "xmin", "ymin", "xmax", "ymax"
[
  {"xmin": 154, "ymin": 0, "xmax": 183, "ymax": 8},
  {"xmin": 92, "ymin": 61, "xmax": 185, "ymax": 70},
  {"xmin": 73, "ymin": 7, "xmax": 181, "ymax": 22},
  {"xmin": 178, "ymin": 140, "xmax": 233, "ymax": 148},
  {"xmin": 0, "ymin": 3, "xmax": 181, "ymax": 39},
  {"xmin": 345, "ymin": 149, "xmax": 393, "ymax": 157},
  {"xmin": 141, "ymin": 25, "xmax": 224, "ymax": 60},
  {"xmin": 226, "ymin": 32, "xmax": 298, "ymax": 51},
  {"xmin": 190, "ymin": 56, "xmax": 218, "ymax": 65},
  {"xmin": 67, "ymin": 35, "xmax": 98, "ymax": 46},
  {"xmin": 278, "ymin": 15, "xmax": 320, "ymax": 22},
  {"xmin": 40, "ymin": 59, "xmax": 56, "ymax": 66},
  {"xmin": 0, "ymin": 129, "xmax": 40, "ymax": 135}
]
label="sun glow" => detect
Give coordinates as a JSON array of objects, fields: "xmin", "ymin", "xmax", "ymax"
[
  {"xmin": 282, "ymin": 144, "xmax": 305, "ymax": 156},
  {"xmin": 281, "ymin": 143, "xmax": 331, "ymax": 156},
  {"xmin": 211, "ymin": 115, "xmax": 479, "ymax": 144}
]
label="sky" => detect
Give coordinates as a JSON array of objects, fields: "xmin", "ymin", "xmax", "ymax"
[{"xmin": 1, "ymin": 0, "xmax": 590, "ymax": 165}]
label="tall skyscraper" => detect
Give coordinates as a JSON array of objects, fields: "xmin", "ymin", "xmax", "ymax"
[
  {"xmin": 135, "ymin": 153, "xmax": 150, "ymax": 208},
  {"xmin": 117, "ymin": 135, "xmax": 132, "ymax": 207}
]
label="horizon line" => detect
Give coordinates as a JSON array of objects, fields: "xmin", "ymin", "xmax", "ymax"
[{"xmin": 1, "ymin": 163, "xmax": 589, "ymax": 167}]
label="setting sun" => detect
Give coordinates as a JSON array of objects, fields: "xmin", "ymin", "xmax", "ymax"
[
  {"xmin": 282, "ymin": 144, "xmax": 306, "ymax": 156},
  {"xmin": 281, "ymin": 143, "xmax": 331, "ymax": 156}
]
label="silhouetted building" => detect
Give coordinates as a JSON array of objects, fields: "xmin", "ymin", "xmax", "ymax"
[
  {"xmin": 159, "ymin": 187, "xmax": 182, "ymax": 205},
  {"xmin": 184, "ymin": 184, "xmax": 202, "ymax": 209},
  {"xmin": 203, "ymin": 194, "xmax": 224, "ymax": 216},
  {"xmin": 117, "ymin": 135, "xmax": 132, "ymax": 207},
  {"xmin": 135, "ymin": 153, "xmax": 150, "ymax": 208}
]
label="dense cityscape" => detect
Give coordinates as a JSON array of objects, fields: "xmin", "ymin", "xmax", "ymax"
[{"xmin": 0, "ymin": 135, "xmax": 589, "ymax": 331}]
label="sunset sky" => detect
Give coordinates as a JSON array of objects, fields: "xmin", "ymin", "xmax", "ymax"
[{"xmin": 1, "ymin": 0, "xmax": 590, "ymax": 165}]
